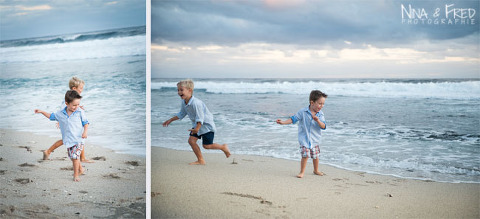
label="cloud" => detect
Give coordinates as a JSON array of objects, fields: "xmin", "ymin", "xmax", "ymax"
[
  {"xmin": 16, "ymin": 5, "xmax": 52, "ymax": 11},
  {"xmin": 152, "ymin": 0, "xmax": 479, "ymax": 48}
]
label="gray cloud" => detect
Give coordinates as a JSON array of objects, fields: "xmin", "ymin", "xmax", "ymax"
[{"xmin": 152, "ymin": 0, "xmax": 479, "ymax": 48}]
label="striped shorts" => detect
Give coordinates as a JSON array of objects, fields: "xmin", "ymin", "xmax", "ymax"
[{"xmin": 300, "ymin": 145, "xmax": 320, "ymax": 159}]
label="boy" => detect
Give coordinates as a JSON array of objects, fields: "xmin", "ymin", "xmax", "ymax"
[
  {"xmin": 43, "ymin": 77, "xmax": 92, "ymax": 163},
  {"xmin": 35, "ymin": 90, "xmax": 89, "ymax": 181},
  {"xmin": 163, "ymin": 79, "xmax": 230, "ymax": 165},
  {"xmin": 276, "ymin": 90, "xmax": 327, "ymax": 178}
]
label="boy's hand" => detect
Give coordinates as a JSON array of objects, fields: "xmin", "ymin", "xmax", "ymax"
[
  {"xmin": 188, "ymin": 128, "xmax": 199, "ymax": 134},
  {"xmin": 163, "ymin": 120, "xmax": 172, "ymax": 127},
  {"xmin": 312, "ymin": 114, "xmax": 320, "ymax": 122},
  {"xmin": 82, "ymin": 131, "xmax": 88, "ymax": 139},
  {"xmin": 34, "ymin": 109, "xmax": 41, "ymax": 114},
  {"xmin": 276, "ymin": 119, "xmax": 284, "ymax": 125},
  {"xmin": 80, "ymin": 105, "xmax": 85, "ymax": 110}
]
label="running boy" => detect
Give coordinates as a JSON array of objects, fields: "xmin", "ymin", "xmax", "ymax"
[
  {"xmin": 43, "ymin": 77, "xmax": 91, "ymax": 163},
  {"xmin": 276, "ymin": 90, "xmax": 327, "ymax": 178},
  {"xmin": 163, "ymin": 79, "xmax": 230, "ymax": 165},
  {"xmin": 35, "ymin": 90, "xmax": 89, "ymax": 181}
]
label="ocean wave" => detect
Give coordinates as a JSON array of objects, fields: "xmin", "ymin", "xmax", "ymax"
[
  {"xmin": 152, "ymin": 80, "xmax": 480, "ymax": 100},
  {"xmin": 0, "ymin": 26, "xmax": 145, "ymax": 48}
]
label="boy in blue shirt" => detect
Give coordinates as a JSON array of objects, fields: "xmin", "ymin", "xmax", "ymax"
[
  {"xmin": 35, "ymin": 90, "xmax": 89, "ymax": 181},
  {"xmin": 163, "ymin": 79, "xmax": 230, "ymax": 165},
  {"xmin": 277, "ymin": 90, "xmax": 327, "ymax": 178}
]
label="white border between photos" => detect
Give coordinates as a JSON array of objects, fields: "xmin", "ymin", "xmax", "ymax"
[{"xmin": 146, "ymin": 0, "xmax": 152, "ymax": 218}]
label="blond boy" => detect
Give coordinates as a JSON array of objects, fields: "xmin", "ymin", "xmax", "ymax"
[{"xmin": 163, "ymin": 79, "xmax": 230, "ymax": 165}]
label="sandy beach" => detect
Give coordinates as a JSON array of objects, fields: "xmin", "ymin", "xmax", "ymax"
[
  {"xmin": 0, "ymin": 129, "xmax": 146, "ymax": 218},
  {"xmin": 152, "ymin": 147, "xmax": 479, "ymax": 218}
]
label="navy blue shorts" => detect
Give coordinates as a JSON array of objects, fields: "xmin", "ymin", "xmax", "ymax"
[{"xmin": 190, "ymin": 131, "xmax": 215, "ymax": 145}]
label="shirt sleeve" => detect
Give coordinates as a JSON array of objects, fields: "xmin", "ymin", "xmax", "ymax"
[
  {"xmin": 176, "ymin": 101, "xmax": 187, "ymax": 119},
  {"xmin": 319, "ymin": 112, "xmax": 326, "ymax": 130},
  {"xmin": 193, "ymin": 101, "xmax": 204, "ymax": 124},
  {"xmin": 80, "ymin": 110, "xmax": 89, "ymax": 126},
  {"xmin": 291, "ymin": 109, "xmax": 303, "ymax": 124},
  {"xmin": 49, "ymin": 112, "xmax": 57, "ymax": 121}
]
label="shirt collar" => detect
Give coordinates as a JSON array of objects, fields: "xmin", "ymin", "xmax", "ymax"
[
  {"xmin": 62, "ymin": 106, "xmax": 78, "ymax": 116},
  {"xmin": 186, "ymin": 96, "xmax": 195, "ymax": 106},
  {"xmin": 305, "ymin": 105, "xmax": 320, "ymax": 116}
]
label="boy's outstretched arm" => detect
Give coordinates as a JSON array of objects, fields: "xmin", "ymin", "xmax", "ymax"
[
  {"xmin": 34, "ymin": 109, "xmax": 51, "ymax": 119},
  {"xmin": 163, "ymin": 116, "xmax": 179, "ymax": 127},
  {"xmin": 276, "ymin": 118, "xmax": 293, "ymax": 125},
  {"xmin": 82, "ymin": 124, "xmax": 89, "ymax": 138}
]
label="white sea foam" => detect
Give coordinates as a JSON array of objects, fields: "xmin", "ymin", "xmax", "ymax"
[
  {"xmin": 152, "ymin": 80, "xmax": 480, "ymax": 100},
  {"xmin": 1, "ymin": 35, "xmax": 145, "ymax": 63}
]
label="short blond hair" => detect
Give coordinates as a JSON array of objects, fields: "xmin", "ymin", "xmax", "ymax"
[
  {"xmin": 69, "ymin": 77, "xmax": 85, "ymax": 89},
  {"xmin": 177, "ymin": 79, "xmax": 194, "ymax": 91}
]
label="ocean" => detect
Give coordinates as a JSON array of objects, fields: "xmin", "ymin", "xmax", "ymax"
[
  {"xmin": 152, "ymin": 78, "xmax": 480, "ymax": 183},
  {"xmin": 0, "ymin": 26, "xmax": 146, "ymax": 156}
]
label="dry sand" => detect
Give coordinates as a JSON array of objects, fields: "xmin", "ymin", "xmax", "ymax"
[
  {"xmin": 0, "ymin": 129, "xmax": 146, "ymax": 218},
  {"xmin": 152, "ymin": 147, "xmax": 479, "ymax": 219}
]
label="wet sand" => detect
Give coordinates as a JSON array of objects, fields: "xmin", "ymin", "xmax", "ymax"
[
  {"xmin": 151, "ymin": 147, "xmax": 479, "ymax": 218},
  {"xmin": 0, "ymin": 129, "xmax": 146, "ymax": 218}
]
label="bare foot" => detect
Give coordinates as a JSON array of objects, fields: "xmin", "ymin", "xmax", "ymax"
[
  {"xmin": 43, "ymin": 151, "xmax": 50, "ymax": 160},
  {"xmin": 80, "ymin": 166, "xmax": 86, "ymax": 175},
  {"xmin": 314, "ymin": 171, "xmax": 325, "ymax": 176},
  {"xmin": 222, "ymin": 144, "xmax": 231, "ymax": 158},
  {"xmin": 296, "ymin": 173, "xmax": 305, "ymax": 178},
  {"xmin": 73, "ymin": 176, "xmax": 80, "ymax": 182},
  {"xmin": 81, "ymin": 159, "xmax": 94, "ymax": 163},
  {"xmin": 189, "ymin": 160, "xmax": 206, "ymax": 165}
]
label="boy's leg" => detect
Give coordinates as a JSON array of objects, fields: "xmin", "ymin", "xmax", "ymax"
[
  {"xmin": 72, "ymin": 159, "xmax": 81, "ymax": 182},
  {"xmin": 202, "ymin": 143, "xmax": 231, "ymax": 158},
  {"xmin": 188, "ymin": 136, "xmax": 205, "ymax": 165},
  {"xmin": 312, "ymin": 146, "xmax": 324, "ymax": 176},
  {"xmin": 43, "ymin": 140, "xmax": 63, "ymax": 160},
  {"xmin": 200, "ymin": 132, "xmax": 230, "ymax": 158},
  {"xmin": 80, "ymin": 147, "xmax": 94, "ymax": 163},
  {"xmin": 297, "ymin": 157, "xmax": 308, "ymax": 178},
  {"xmin": 312, "ymin": 158, "xmax": 324, "ymax": 176}
]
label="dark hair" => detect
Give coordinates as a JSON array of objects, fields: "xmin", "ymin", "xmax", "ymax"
[
  {"xmin": 65, "ymin": 90, "xmax": 82, "ymax": 104},
  {"xmin": 309, "ymin": 90, "xmax": 328, "ymax": 102}
]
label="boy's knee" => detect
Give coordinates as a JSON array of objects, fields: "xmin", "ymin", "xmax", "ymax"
[
  {"xmin": 188, "ymin": 138, "xmax": 197, "ymax": 145},
  {"xmin": 202, "ymin": 144, "xmax": 210, "ymax": 149}
]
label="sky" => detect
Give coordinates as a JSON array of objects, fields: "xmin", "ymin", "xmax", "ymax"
[
  {"xmin": 152, "ymin": 0, "xmax": 479, "ymax": 78},
  {"xmin": 0, "ymin": 0, "xmax": 146, "ymax": 40}
]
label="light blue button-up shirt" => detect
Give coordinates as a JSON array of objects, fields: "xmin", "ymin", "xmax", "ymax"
[
  {"xmin": 49, "ymin": 107, "xmax": 89, "ymax": 148},
  {"xmin": 176, "ymin": 96, "xmax": 216, "ymax": 136},
  {"xmin": 291, "ymin": 106, "xmax": 326, "ymax": 149}
]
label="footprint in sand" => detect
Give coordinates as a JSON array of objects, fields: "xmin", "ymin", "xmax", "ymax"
[
  {"xmin": 125, "ymin": 161, "xmax": 139, "ymax": 166},
  {"xmin": 92, "ymin": 156, "xmax": 106, "ymax": 161},
  {"xmin": 18, "ymin": 146, "xmax": 32, "ymax": 153},
  {"xmin": 18, "ymin": 163, "xmax": 36, "ymax": 167},
  {"xmin": 15, "ymin": 178, "xmax": 31, "ymax": 184},
  {"xmin": 0, "ymin": 170, "xmax": 6, "ymax": 175},
  {"xmin": 103, "ymin": 173, "xmax": 121, "ymax": 179}
]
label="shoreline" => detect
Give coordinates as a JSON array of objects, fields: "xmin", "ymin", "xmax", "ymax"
[
  {"xmin": 152, "ymin": 146, "xmax": 479, "ymax": 218},
  {"xmin": 0, "ymin": 128, "xmax": 146, "ymax": 218},
  {"xmin": 152, "ymin": 146, "xmax": 479, "ymax": 184}
]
